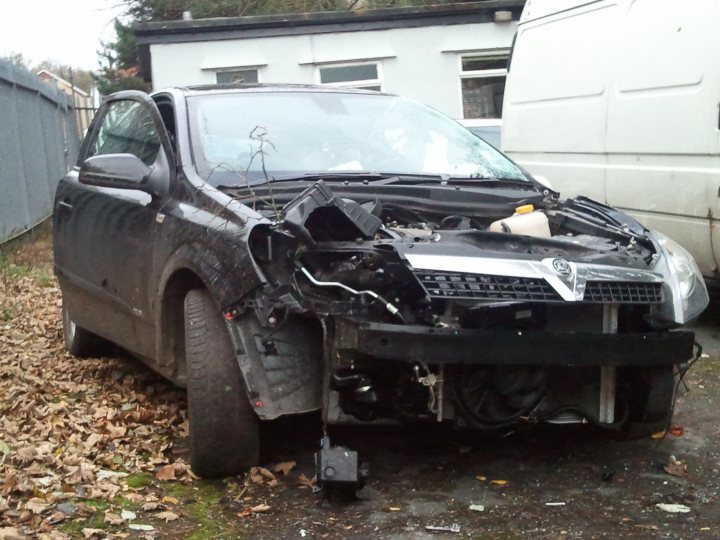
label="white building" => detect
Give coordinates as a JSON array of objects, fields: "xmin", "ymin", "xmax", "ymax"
[{"xmin": 135, "ymin": 1, "xmax": 523, "ymax": 120}]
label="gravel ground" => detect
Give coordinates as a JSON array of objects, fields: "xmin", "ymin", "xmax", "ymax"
[{"xmin": 1, "ymin": 225, "xmax": 719, "ymax": 539}]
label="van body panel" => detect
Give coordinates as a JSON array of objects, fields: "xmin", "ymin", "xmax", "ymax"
[{"xmin": 504, "ymin": 0, "xmax": 720, "ymax": 278}]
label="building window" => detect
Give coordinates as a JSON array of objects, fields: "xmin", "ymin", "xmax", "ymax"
[
  {"xmin": 216, "ymin": 69, "xmax": 259, "ymax": 84},
  {"xmin": 317, "ymin": 62, "xmax": 382, "ymax": 91},
  {"xmin": 459, "ymin": 52, "xmax": 509, "ymax": 119}
]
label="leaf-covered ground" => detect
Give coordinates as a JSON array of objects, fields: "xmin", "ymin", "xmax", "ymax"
[
  {"xmin": 0, "ymin": 226, "xmax": 345, "ymax": 540},
  {"xmin": 2, "ymin": 224, "xmax": 720, "ymax": 539},
  {"xmin": 0, "ymin": 227, "xmax": 195, "ymax": 538}
]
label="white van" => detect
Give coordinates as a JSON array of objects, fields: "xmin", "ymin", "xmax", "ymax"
[{"xmin": 502, "ymin": 0, "xmax": 720, "ymax": 279}]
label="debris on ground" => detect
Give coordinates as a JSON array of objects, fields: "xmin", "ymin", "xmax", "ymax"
[
  {"xmin": 655, "ymin": 503, "xmax": 691, "ymax": 513},
  {"xmin": 468, "ymin": 504, "xmax": 485, "ymax": 512},
  {"xmin": 272, "ymin": 461, "xmax": 296, "ymax": 476},
  {"xmin": 669, "ymin": 425, "xmax": 685, "ymax": 437},
  {"xmin": 425, "ymin": 523, "xmax": 461, "ymax": 533},
  {"xmin": 664, "ymin": 455, "xmax": 689, "ymax": 478},
  {"xmin": 237, "ymin": 503, "xmax": 272, "ymax": 518},
  {"xmin": 296, "ymin": 473, "xmax": 316, "ymax": 489},
  {"xmin": 249, "ymin": 467, "xmax": 278, "ymax": 487},
  {"xmin": 155, "ymin": 510, "xmax": 179, "ymax": 522}
]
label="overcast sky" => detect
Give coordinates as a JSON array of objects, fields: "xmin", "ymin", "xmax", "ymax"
[{"xmin": 0, "ymin": 0, "xmax": 125, "ymax": 71}]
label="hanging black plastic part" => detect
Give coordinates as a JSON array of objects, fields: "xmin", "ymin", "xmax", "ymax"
[
  {"xmin": 279, "ymin": 180, "xmax": 382, "ymax": 243},
  {"xmin": 314, "ymin": 436, "xmax": 369, "ymax": 498}
]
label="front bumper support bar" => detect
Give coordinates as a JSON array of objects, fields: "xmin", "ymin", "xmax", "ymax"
[{"xmin": 336, "ymin": 320, "xmax": 694, "ymax": 367}]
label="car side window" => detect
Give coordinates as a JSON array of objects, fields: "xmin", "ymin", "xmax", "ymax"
[{"xmin": 87, "ymin": 100, "xmax": 162, "ymax": 166}]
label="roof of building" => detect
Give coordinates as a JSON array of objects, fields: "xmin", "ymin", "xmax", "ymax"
[
  {"xmin": 172, "ymin": 82, "xmax": 393, "ymax": 96},
  {"xmin": 36, "ymin": 69, "xmax": 90, "ymax": 97},
  {"xmin": 134, "ymin": 1, "xmax": 524, "ymax": 80}
]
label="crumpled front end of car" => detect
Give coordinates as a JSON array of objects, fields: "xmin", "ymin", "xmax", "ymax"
[{"xmin": 225, "ymin": 181, "xmax": 706, "ymax": 433}]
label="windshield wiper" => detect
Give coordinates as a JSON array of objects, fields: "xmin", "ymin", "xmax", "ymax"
[
  {"xmin": 371, "ymin": 174, "xmax": 540, "ymax": 190},
  {"xmin": 267, "ymin": 172, "xmax": 390, "ymax": 183},
  {"xmin": 219, "ymin": 171, "xmax": 539, "ymax": 190}
]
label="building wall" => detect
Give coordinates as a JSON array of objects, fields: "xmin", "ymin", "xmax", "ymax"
[{"xmin": 149, "ymin": 21, "xmax": 517, "ymax": 119}]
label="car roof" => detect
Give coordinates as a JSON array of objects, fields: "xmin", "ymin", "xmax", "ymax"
[{"xmin": 169, "ymin": 83, "xmax": 396, "ymax": 97}]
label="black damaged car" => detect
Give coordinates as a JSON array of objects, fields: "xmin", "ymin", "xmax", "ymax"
[{"xmin": 54, "ymin": 85, "xmax": 708, "ymax": 479}]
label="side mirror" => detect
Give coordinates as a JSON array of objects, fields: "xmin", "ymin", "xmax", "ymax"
[{"xmin": 78, "ymin": 153, "xmax": 170, "ymax": 198}]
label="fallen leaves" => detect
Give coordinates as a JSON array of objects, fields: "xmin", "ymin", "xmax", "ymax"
[
  {"xmin": 247, "ymin": 466, "xmax": 278, "ymax": 488},
  {"xmin": 475, "ymin": 475, "xmax": 507, "ymax": 487},
  {"xmin": 651, "ymin": 425, "xmax": 685, "ymax": 439},
  {"xmin": 273, "ymin": 460, "xmax": 296, "ymax": 476},
  {"xmin": 664, "ymin": 455, "xmax": 689, "ymax": 478},
  {"xmin": 0, "ymin": 527, "xmax": 23, "ymax": 540},
  {"xmin": 155, "ymin": 464, "xmax": 177, "ymax": 481},
  {"xmin": 296, "ymin": 473, "xmax": 316, "ymax": 489},
  {"xmin": 237, "ymin": 503, "xmax": 272, "ymax": 517},
  {"xmin": 25, "ymin": 498, "xmax": 49, "ymax": 514},
  {"xmin": 104, "ymin": 511, "xmax": 124, "ymax": 525},
  {"xmin": 669, "ymin": 425, "xmax": 685, "ymax": 437},
  {"xmin": 0, "ymin": 255, "xmax": 190, "ymax": 537},
  {"xmin": 155, "ymin": 510, "xmax": 180, "ymax": 522}
]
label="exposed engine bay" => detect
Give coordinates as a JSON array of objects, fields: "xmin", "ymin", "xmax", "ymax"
[{"xmin": 220, "ymin": 179, "xmax": 700, "ymax": 437}]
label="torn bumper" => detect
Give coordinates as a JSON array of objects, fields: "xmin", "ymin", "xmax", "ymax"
[{"xmin": 336, "ymin": 319, "xmax": 695, "ymax": 367}]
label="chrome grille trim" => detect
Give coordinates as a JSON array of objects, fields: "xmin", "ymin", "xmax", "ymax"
[
  {"xmin": 415, "ymin": 271, "xmax": 664, "ymax": 304},
  {"xmin": 584, "ymin": 280, "xmax": 663, "ymax": 304},
  {"xmin": 406, "ymin": 254, "xmax": 665, "ymax": 304},
  {"xmin": 417, "ymin": 271, "xmax": 562, "ymax": 301}
]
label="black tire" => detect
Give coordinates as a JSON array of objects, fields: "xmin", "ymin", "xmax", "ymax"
[
  {"xmin": 62, "ymin": 300, "xmax": 110, "ymax": 358},
  {"xmin": 184, "ymin": 289, "xmax": 259, "ymax": 477},
  {"xmin": 616, "ymin": 366, "xmax": 676, "ymax": 440}
]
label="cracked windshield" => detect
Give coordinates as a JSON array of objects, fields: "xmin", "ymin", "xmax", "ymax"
[{"xmin": 189, "ymin": 92, "xmax": 527, "ymax": 185}]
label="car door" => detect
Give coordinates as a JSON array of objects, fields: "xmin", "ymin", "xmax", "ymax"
[{"xmin": 54, "ymin": 91, "xmax": 175, "ymax": 359}]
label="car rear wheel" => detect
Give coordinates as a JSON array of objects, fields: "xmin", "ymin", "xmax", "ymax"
[
  {"xmin": 184, "ymin": 289, "xmax": 259, "ymax": 477},
  {"xmin": 62, "ymin": 300, "xmax": 110, "ymax": 357}
]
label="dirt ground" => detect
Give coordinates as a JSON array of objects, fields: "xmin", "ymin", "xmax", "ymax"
[{"xmin": 1, "ymin": 223, "xmax": 719, "ymax": 539}]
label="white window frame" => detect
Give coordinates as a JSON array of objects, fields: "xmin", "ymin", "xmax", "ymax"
[
  {"xmin": 458, "ymin": 49, "xmax": 510, "ymax": 120},
  {"xmin": 214, "ymin": 66, "xmax": 263, "ymax": 84},
  {"xmin": 315, "ymin": 61, "xmax": 383, "ymax": 91}
]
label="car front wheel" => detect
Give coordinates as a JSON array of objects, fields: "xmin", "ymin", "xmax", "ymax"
[{"xmin": 184, "ymin": 289, "xmax": 259, "ymax": 477}]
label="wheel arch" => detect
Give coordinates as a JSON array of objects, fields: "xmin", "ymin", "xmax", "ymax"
[
  {"xmin": 156, "ymin": 265, "xmax": 206, "ymax": 385},
  {"xmin": 155, "ymin": 244, "xmax": 233, "ymax": 385}
]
